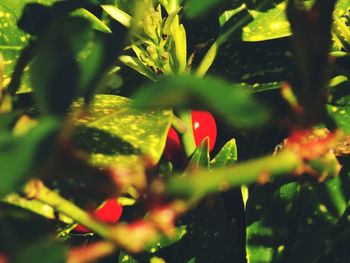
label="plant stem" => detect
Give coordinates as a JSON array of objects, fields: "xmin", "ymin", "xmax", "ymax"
[
  {"xmin": 23, "ymin": 180, "xmax": 112, "ymax": 239},
  {"xmin": 195, "ymin": 42, "xmax": 218, "ymax": 78},
  {"xmin": 166, "ymin": 149, "xmax": 301, "ymax": 199},
  {"xmin": 177, "ymin": 110, "xmax": 196, "ymax": 157},
  {"xmin": 171, "ymin": 114, "xmax": 187, "ymax": 134}
]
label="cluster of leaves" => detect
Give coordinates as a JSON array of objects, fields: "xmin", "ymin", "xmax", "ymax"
[{"xmin": 0, "ymin": 0, "xmax": 350, "ymax": 262}]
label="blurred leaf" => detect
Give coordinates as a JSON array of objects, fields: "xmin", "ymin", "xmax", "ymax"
[
  {"xmin": 31, "ymin": 17, "xmax": 93, "ymax": 116},
  {"xmin": 133, "ymin": 74, "xmax": 269, "ymax": 128},
  {"xmin": 71, "ymin": 94, "xmax": 172, "ymax": 167},
  {"xmin": 211, "ymin": 139, "xmax": 238, "ymax": 168},
  {"xmin": 246, "ymin": 168, "xmax": 350, "ymax": 263},
  {"xmin": 118, "ymin": 250, "xmax": 138, "ymax": 263},
  {"xmin": 185, "ymin": 0, "xmax": 224, "ymax": 18},
  {"xmin": 0, "ymin": 203, "xmax": 58, "ymax": 253},
  {"xmin": 0, "ymin": 0, "xmax": 56, "ymax": 92},
  {"xmin": 13, "ymin": 239, "xmax": 67, "ymax": 263},
  {"xmin": 0, "ymin": 117, "xmax": 60, "ymax": 195}
]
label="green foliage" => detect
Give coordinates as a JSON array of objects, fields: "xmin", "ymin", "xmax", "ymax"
[
  {"xmin": 185, "ymin": 0, "xmax": 224, "ymax": 18},
  {"xmin": 0, "ymin": 0, "xmax": 350, "ymax": 262},
  {"xmin": 246, "ymin": 169, "xmax": 350, "ymax": 263},
  {"xmin": 31, "ymin": 17, "xmax": 93, "ymax": 116},
  {"xmin": 0, "ymin": 117, "xmax": 60, "ymax": 195},
  {"xmin": 0, "ymin": 0, "xmax": 56, "ymax": 92},
  {"xmin": 71, "ymin": 94, "xmax": 172, "ymax": 167},
  {"xmin": 13, "ymin": 239, "xmax": 67, "ymax": 263},
  {"xmin": 133, "ymin": 74, "xmax": 269, "ymax": 128}
]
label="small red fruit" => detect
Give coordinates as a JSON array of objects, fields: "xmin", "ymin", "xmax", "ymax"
[
  {"xmin": 74, "ymin": 198, "xmax": 123, "ymax": 233},
  {"xmin": 191, "ymin": 110, "xmax": 217, "ymax": 151},
  {"xmin": 164, "ymin": 111, "xmax": 217, "ymax": 162}
]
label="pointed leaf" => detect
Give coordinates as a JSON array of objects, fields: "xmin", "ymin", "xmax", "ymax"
[{"xmin": 211, "ymin": 138, "xmax": 238, "ymax": 168}]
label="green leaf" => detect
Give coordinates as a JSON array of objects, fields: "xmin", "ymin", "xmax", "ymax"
[
  {"xmin": 185, "ymin": 0, "xmax": 224, "ymax": 18},
  {"xmin": 242, "ymin": 2, "xmax": 290, "ymax": 42},
  {"xmin": 13, "ymin": 239, "xmax": 67, "ymax": 263},
  {"xmin": 133, "ymin": 74, "xmax": 269, "ymax": 128},
  {"xmin": 0, "ymin": 0, "xmax": 57, "ymax": 92},
  {"xmin": 0, "ymin": 117, "xmax": 60, "ymax": 195},
  {"xmin": 147, "ymin": 225, "xmax": 187, "ymax": 251},
  {"xmin": 119, "ymin": 55, "xmax": 157, "ymax": 81},
  {"xmin": 31, "ymin": 17, "xmax": 93, "ymax": 116},
  {"xmin": 327, "ymin": 75, "xmax": 350, "ymax": 133},
  {"xmin": 186, "ymin": 138, "xmax": 210, "ymax": 171},
  {"xmin": 71, "ymin": 94, "xmax": 172, "ymax": 167},
  {"xmin": 72, "ymin": 8, "xmax": 112, "ymax": 33},
  {"xmin": 211, "ymin": 139, "xmax": 238, "ymax": 168},
  {"xmin": 102, "ymin": 5, "xmax": 131, "ymax": 28},
  {"xmin": 246, "ymin": 168, "xmax": 350, "ymax": 263}
]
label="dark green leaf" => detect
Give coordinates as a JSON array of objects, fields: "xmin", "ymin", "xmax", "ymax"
[
  {"xmin": 0, "ymin": 117, "xmax": 60, "ymax": 195},
  {"xmin": 185, "ymin": 0, "xmax": 224, "ymax": 18},
  {"xmin": 31, "ymin": 17, "xmax": 93, "ymax": 116},
  {"xmin": 71, "ymin": 94, "xmax": 172, "ymax": 167},
  {"xmin": 13, "ymin": 239, "xmax": 67, "ymax": 263},
  {"xmin": 246, "ymin": 168, "xmax": 349, "ymax": 263},
  {"xmin": 133, "ymin": 74, "xmax": 269, "ymax": 128},
  {"xmin": 327, "ymin": 75, "xmax": 350, "ymax": 133}
]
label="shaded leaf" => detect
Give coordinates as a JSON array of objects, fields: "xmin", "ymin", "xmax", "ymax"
[
  {"xmin": 327, "ymin": 75, "xmax": 350, "ymax": 133},
  {"xmin": 0, "ymin": 0, "xmax": 54, "ymax": 92},
  {"xmin": 31, "ymin": 17, "xmax": 93, "ymax": 116},
  {"xmin": 185, "ymin": 0, "xmax": 224, "ymax": 18},
  {"xmin": 13, "ymin": 239, "xmax": 67, "ymax": 263},
  {"xmin": 0, "ymin": 117, "xmax": 60, "ymax": 195},
  {"xmin": 246, "ymin": 168, "xmax": 349, "ymax": 263}
]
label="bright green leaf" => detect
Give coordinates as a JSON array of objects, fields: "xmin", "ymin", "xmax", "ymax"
[
  {"xmin": 71, "ymin": 94, "xmax": 172, "ymax": 167},
  {"xmin": 211, "ymin": 139, "xmax": 238, "ymax": 168}
]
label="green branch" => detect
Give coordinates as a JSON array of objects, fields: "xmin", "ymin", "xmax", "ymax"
[
  {"xmin": 24, "ymin": 181, "xmax": 112, "ymax": 239},
  {"xmin": 166, "ymin": 149, "xmax": 301, "ymax": 199},
  {"xmin": 177, "ymin": 110, "xmax": 197, "ymax": 157}
]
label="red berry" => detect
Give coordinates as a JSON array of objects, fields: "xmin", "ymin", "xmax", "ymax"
[
  {"xmin": 164, "ymin": 127, "xmax": 182, "ymax": 162},
  {"xmin": 74, "ymin": 198, "xmax": 123, "ymax": 233},
  {"xmin": 164, "ymin": 111, "xmax": 217, "ymax": 162},
  {"xmin": 191, "ymin": 110, "xmax": 217, "ymax": 151}
]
